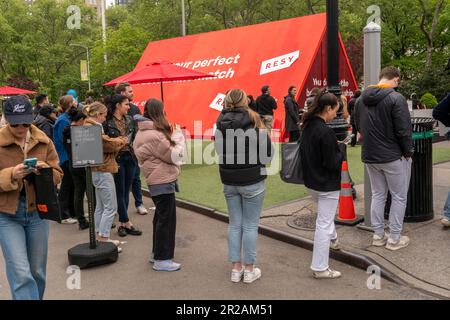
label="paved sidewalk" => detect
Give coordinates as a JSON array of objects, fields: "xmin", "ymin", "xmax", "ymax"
[
  {"xmin": 260, "ymin": 159, "xmax": 450, "ymax": 298},
  {"xmin": 0, "ymin": 199, "xmax": 433, "ymax": 300}
]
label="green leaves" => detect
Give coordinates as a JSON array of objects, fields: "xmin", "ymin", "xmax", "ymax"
[{"xmin": 0, "ymin": 0, "xmax": 448, "ymax": 103}]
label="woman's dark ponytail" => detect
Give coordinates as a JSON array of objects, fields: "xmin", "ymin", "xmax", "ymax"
[
  {"xmin": 301, "ymin": 88, "xmax": 339, "ymax": 129},
  {"xmin": 104, "ymin": 94, "xmax": 128, "ymax": 120}
]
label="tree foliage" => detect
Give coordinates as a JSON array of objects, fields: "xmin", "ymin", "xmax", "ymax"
[{"xmin": 0, "ymin": 0, "xmax": 448, "ymax": 102}]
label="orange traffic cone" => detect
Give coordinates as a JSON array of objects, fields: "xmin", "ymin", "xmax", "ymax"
[{"xmin": 335, "ymin": 161, "xmax": 364, "ymax": 226}]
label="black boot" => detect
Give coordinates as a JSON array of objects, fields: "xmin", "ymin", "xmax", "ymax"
[{"xmin": 78, "ymin": 219, "xmax": 90, "ymax": 230}]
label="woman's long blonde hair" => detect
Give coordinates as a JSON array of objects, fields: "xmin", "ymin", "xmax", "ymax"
[{"xmin": 224, "ymin": 89, "xmax": 265, "ymax": 129}]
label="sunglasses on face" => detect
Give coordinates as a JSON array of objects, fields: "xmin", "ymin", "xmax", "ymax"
[{"xmin": 10, "ymin": 124, "xmax": 31, "ymax": 128}]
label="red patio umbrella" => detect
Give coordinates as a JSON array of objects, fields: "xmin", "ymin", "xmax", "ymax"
[
  {"xmin": 104, "ymin": 60, "xmax": 214, "ymax": 101},
  {"xmin": 0, "ymin": 86, "xmax": 36, "ymax": 96}
]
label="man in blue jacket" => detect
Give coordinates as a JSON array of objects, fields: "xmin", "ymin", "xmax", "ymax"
[
  {"xmin": 53, "ymin": 95, "xmax": 78, "ymax": 224},
  {"xmin": 433, "ymin": 93, "xmax": 450, "ymax": 227}
]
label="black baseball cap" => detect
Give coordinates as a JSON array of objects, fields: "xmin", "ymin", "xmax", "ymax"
[{"xmin": 3, "ymin": 95, "xmax": 34, "ymax": 125}]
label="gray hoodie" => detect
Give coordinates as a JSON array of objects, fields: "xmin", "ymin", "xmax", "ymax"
[{"xmin": 354, "ymin": 86, "xmax": 414, "ymax": 164}]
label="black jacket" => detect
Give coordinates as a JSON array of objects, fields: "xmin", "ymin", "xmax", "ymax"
[
  {"xmin": 34, "ymin": 115, "xmax": 55, "ymax": 140},
  {"xmin": 284, "ymin": 95, "xmax": 300, "ymax": 132},
  {"xmin": 348, "ymin": 97, "xmax": 357, "ymax": 125},
  {"xmin": 214, "ymin": 108, "xmax": 273, "ymax": 186},
  {"xmin": 256, "ymin": 94, "xmax": 277, "ymax": 116},
  {"xmin": 103, "ymin": 115, "xmax": 137, "ymax": 156},
  {"xmin": 127, "ymin": 102, "xmax": 142, "ymax": 118},
  {"xmin": 354, "ymin": 86, "xmax": 414, "ymax": 164},
  {"xmin": 432, "ymin": 93, "xmax": 450, "ymax": 126},
  {"xmin": 300, "ymin": 117, "xmax": 343, "ymax": 192}
]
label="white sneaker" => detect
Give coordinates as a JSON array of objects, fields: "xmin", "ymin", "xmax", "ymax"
[
  {"xmin": 441, "ymin": 218, "xmax": 450, "ymax": 227},
  {"xmin": 98, "ymin": 239, "xmax": 120, "ymax": 247},
  {"xmin": 372, "ymin": 233, "xmax": 389, "ymax": 247},
  {"xmin": 330, "ymin": 238, "xmax": 341, "ymax": 251},
  {"xmin": 136, "ymin": 206, "xmax": 148, "ymax": 215},
  {"xmin": 243, "ymin": 267, "xmax": 261, "ymax": 284},
  {"xmin": 313, "ymin": 268, "xmax": 342, "ymax": 279},
  {"xmin": 61, "ymin": 218, "xmax": 78, "ymax": 224},
  {"xmin": 231, "ymin": 267, "xmax": 244, "ymax": 283},
  {"xmin": 386, "ymin": 236, "xmax": 410, "ymax": 251}
]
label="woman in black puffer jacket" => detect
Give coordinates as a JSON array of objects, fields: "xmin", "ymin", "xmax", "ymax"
[{"xmin": 214, "ymin": 89, "xmax": 273, "ymax": 284}]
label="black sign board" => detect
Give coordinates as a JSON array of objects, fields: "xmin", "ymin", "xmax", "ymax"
[{"xmin": 70, "ymin": 125, "xmax": 104, "ymax": 168}]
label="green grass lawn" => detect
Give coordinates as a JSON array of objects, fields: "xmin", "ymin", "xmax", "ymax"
[{"xmin": 142, "ymin": 141, "xmax": 450, "ymax": 213}]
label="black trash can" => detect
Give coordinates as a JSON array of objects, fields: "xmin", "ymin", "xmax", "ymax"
[{"xmin": 385, "ymin": 117, "xmax": 435, "ymax": 222}]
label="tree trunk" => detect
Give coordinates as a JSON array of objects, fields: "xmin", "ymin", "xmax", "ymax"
[{"xmin": 419, "ymin": 0, "xmax": 445, "ymax": 69}]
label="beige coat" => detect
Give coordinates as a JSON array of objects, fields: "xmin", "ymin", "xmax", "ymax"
[
  {"xmin": 133, "ymin": 120, "xmax": 185, "ymax": 186},
  {"xmin": 0, "ymin": 125, "xmax": 63, "ymax": 215}
]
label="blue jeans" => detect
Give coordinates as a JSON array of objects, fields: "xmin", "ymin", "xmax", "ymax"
[
  {"xmin": 0, "ymin": 197, "xmax": 49, "ymax": 300},
  {"xmin": 224, "ymin": 181, "xmax": 265, "ymax": 265},
  {"xmin": 443, "ymin": 191, "xmax": 450, "ymax": 220},
  {"xmin": 132, "ymin": 166, "xmax": 143, "ymax": 208},
  {"xmin": 93, "ymin": 172, "xmax": 117, "ymax": 238},
  {"xmin": 114, "ymin": 152, "xmax": 137, "ymax": 223}
]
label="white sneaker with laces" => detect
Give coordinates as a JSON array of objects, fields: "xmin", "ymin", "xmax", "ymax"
[
  {"xmin": 386, "ymin": 236, "xmax": 410, "ymax": 251},
  {"xmin": 243, "ymin": 267, "xmax": 261, "ymax": 284},
  {"xmin": 441, "ymin": 218, "xmax": 450, "ymax": 227},
  {"xmin": 136, "ymin": 206, "xmax": 148, "ymax": 215},
  {"xmin": 313, "ymin": 268, "xmax": 342, "ymax": 279},
  {"xmin": 231, "ymin": 267, "xmax": 244, "ymax": 283},
  {"xmin": 61, "ymin": 218, "xmax": 78, "ymax": 224},
  {"xmin": 372, "ymin": 233, "xmax": 389, "ymax": 247}
]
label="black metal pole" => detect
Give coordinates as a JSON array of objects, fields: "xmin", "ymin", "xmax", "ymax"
[
  {"xmin": 86, "ymin": 166, "xmax": 97, "ymax": 249},
  {"xmin": 326, "ymin": 0, "xmax": 349, "ymax": 141},
  {"xmin": 326, "ymin": 0, "xmax": 340, "ymax": 95}
]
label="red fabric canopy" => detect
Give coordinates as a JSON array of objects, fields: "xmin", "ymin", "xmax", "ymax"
[
  {"xmin": 104, "ymin": 60, "xmax": 214, "ymax": 86},
  {"xmin": 0, "ymin": 86, "xmax": 36, "ymax": 96}
]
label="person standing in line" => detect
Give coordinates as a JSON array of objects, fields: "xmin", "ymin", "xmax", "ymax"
[
  {"xmin": 354, "ymin": 66, "xmax": 414, "ymax": 251},
  {"xmin": 134, "ymin": 99, "xmax": 185, "ymax": 271},
  {"xmin": 53, "ymin": 95, "xmax": 78, "ymax": 225},
  {"xmin": 256, "ymin": 85, "xmax": 277, "ymax": 134},
  {"xmin": 114, "ymin": 82, "xmax": 148, "ymax": 215},
  {"xmin": 247, "ymin": 95, "xmax": 258, "ymax": 113},
  {"xmin": 432, "ymin": 92, "xmax": 450, "ymax": 228},
  {"xmin": 300, "ymin": 89, "xmax": 344, "ymax": 279},
  {"xmin": 284, "ymin": 86, "xmax": 301, "ymax": 142},
  {"xmin": 33, "ymin": 104, "xmax": 57, "ymax": 140},
  {"xmin": 83, "ymin": 102, "xmax": 127, "ymax": 250},
  {"xmin": 104, "ymin": 94, "xmax": 142, "ymax": 238},
  {"xmin": 33, "ymin": 94, "xmax": 49, "ymax": 119},
  {"xmin": 214, "ymin": 89, "xmax": 273, "ymax": 284},
  {"xmin": 0, "ymin": 95, "xmax": 63, "ymax": 300},
  {"xmin": 62, "ymin": 109, "xmax": 90, "ymax": 230},
  {"xmin": 348, "ymin": 90, "xmax": 361, "ymax": 147},
  {"xmin": 304, "ymin": 87, "xmax": 320, "ymax": 112}
]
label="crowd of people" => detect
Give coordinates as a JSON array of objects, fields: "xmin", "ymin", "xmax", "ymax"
[{"xmin": 0, "ymin": 66, "xmax": 449, "ymax": 300}]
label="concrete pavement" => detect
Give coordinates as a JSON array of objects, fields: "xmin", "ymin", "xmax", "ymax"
[
  {"xmin": 259, "ymin": 160, "xmax": 450, "ymax": 298},
  {"xmin": 0, "ymin": 197, "xmax": 434, "ymax": 300}
]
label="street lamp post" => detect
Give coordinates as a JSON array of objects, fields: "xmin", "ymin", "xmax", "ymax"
[
  {"xmin": 70, "ymin": 43, "xmax": 91, "ymax": 92},
  {"xmin": 326, "ymin": 0, "xmax": 349, "ymax": 141},
  {"xmin": 326, "ymin": 0, "xmax": 360, "ymax": 211},
  {"xmin": 181, "ymin": 0, "xmax": 186, "ymax": 36}
]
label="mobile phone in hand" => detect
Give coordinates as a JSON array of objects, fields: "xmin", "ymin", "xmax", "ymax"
[{"xmin": 24, "ymin": 158, "xmax": 38, "ymax": 169}]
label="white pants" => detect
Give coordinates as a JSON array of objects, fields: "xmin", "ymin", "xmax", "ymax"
[
  {"xmin": 308, "ymin": 189, "xmax": 340, "ymax": 272},
  {"xmin": 366, "ymin": 158, "xmax": 412, "ymax": 241}
]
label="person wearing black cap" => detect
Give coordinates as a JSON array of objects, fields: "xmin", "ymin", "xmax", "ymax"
[
  {"xmin": 34, "ymin": 104, "xmax": 57, "ymax": 140},
  {"xmin": 0, "ymin": 95, "xmax": 63, "ymax": 300}
]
